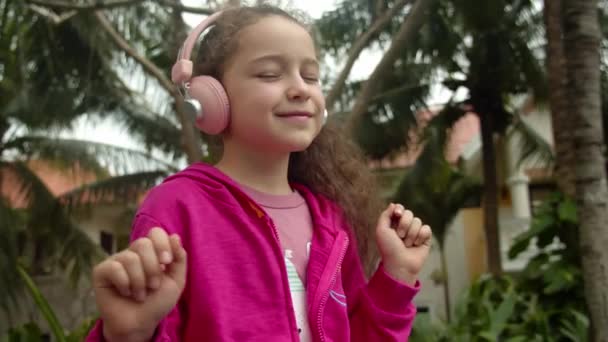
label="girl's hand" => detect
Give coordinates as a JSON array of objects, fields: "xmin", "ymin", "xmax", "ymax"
[
  {"xmin": 375, "ymin": 203, "xmax": 432, "ymax": 285},
  {"xmin": 92, "ymin": 228, "xmax": 187, "ymax": 342}
]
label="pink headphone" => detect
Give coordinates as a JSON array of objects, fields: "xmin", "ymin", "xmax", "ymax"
[
  {"xmin": 171, "ymin": 11, "xmax": 229, "ymax": 135},
  {"xmin": 171, "ymin": 11, "xmax": 328, "ymax": 135}
]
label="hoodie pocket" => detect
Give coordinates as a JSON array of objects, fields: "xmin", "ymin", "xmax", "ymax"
[
  {"xmin": 319, "ymin": 236, "xmax": 350, "ymax": 342},
  {"xmin": 323, "ymin": 270, "xmax": 350, "ymax": 340}
]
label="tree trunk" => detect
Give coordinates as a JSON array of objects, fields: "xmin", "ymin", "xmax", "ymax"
[
  {"xmin": 479, "ymin": 111, "xmax": 502, "ymax": 275},
  {"xmin": 438, "ymin": 246, "xmax": 452, "ymax": 322},
  {"xmin": 544, "ymin": 0, "xmax": 575, "ymax": 197},
  {"xmin": 325, "ymin": 0, "xmax": 412, "ymax": 111},
  {"xmin": 94, "ymin": 11, "xmax": 203, "ymax": 164},
  {"xmin": 563, "ymin": 0, "xmax": 608, "ymax": 340},
  {"xmin": 347, "ymin": 0, "xmax": 436, "ymax": 135}
]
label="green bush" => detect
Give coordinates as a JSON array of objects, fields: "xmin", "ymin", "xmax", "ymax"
[
  {"xmin": 2, "ymin": 265, "xmax": 96, "ymax": 342},
  {"xmin": 411, "ymin": 193, "xmax": 588, "ymax": 341}
]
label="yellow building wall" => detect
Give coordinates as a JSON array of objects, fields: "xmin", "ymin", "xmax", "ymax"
[{"xmin": 461, "ymin": 207, "xmax": 487, "ymax": 281}]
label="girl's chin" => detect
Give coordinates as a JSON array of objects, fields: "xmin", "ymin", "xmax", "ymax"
[
  {"xmin": 280, "ymin": 137, "xmax": 317, "ymax": 153},
  {"xmin": 234, "ymin": 130, "xmax": 318, "ymax": 154}
]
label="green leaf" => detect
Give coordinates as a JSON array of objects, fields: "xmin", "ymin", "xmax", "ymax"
[
  {"xmin": 505, "ymin": 337, "xmax": 528, "ymax": 342},
  {"xmin": 508, "ymin": 235, "xmax": 532, "ymax": 259},
  {"xmin": 543, "ymin": 262, "xmax": 579, "ymax": 294},
  {"xmin": 509, "ymin": 215, "xmax": 553, "ymax": 258},
  {"xmin": 557, "ymin": 199, "xmax": 578, "ymax": 224},
  {"xmin": 522, "ymin": 252, "xmax": 550, "ymax": 277},
  {"xmin": 478, "ymin": 331, "xmax": 497, "ymax": 341},
  {"xmin": 16, "ymin": 265, "xmax": 66, "ymax": 342},
  {"xmin": 487, "ymin": 290, "xmax": 517, "ymax": 337},
  {"xmin": 508, "ymin": 113, "xmax": 554, "ymax": 169},
  {"xmin": 4, "ymin": 322, "xmax": 44, "ymax": 342},
  {"xmin": 0, "ymin": 197, "xmax": 25, "ymax": 316},
  {"xmin": 559, "ymin": 310, "xmax": 589, "ymax": 341}
]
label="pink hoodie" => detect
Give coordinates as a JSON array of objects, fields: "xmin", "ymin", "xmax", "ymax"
[{"xmin": 86, "ymin": 163, "xmax": 420, "ymax": 341}]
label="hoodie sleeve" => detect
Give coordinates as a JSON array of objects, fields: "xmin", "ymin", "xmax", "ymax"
[
  {"xmin": 341, "ymin": 226, "xmax": 420, "ymax": 341},
  {"xmin": 84, "ymin": 212, "xmax": 184, "ymax": 342}
]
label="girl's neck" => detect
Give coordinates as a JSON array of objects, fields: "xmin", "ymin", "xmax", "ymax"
[{"xmin": 215, "ymin": 142, "xmax": 293, "ymax": 196}]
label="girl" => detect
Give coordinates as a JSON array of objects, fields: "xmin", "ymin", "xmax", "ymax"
[{"xmin": 87, "ymin": 5, "xmax": 432, "ymax": 342}]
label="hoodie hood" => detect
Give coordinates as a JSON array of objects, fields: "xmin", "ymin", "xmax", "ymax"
[{"xmin": 163, "ymin": 162, "xmax": 342, "ymax": 233}]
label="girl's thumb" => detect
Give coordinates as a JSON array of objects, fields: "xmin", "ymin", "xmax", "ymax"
[
  {"xmin": 376, "ymin": 203, "xmax": 396, "ymax": 231},
  {"xmin": 167, "ymin": 234, "xmax": 187, "ymax": 289}
]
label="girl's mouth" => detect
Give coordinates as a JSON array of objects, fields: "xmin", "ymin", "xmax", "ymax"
[{"xmin": 276, "ymin": 111, "xmax": 314, "ymax": 118}]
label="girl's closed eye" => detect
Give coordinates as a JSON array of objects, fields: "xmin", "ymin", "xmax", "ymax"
[
  {"xmin": 257, "ymin": 73, "xmax": 281, "ymax": 80},
  {"xmin": 301, "ymin": 65, "xmax": 320, "ymax": 83},
  {"xmin": 302, "ymin": 75, "xmax": 319, "ymax": 83}
]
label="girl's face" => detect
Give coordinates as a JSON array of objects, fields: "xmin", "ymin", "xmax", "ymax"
[{"xmin": 220, "ymin": 15, "xmax": 325, "ymax": 155}]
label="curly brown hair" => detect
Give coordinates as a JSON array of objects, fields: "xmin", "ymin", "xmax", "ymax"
[{"xmin": 193, "ymin": 5, "xmax": 382, "ymax": 275}]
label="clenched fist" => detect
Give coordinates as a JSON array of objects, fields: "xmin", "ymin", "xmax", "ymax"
[
  {"xmin": 375, "ymin": 203, "xmax": 432, "ymax": 285},
  {"xmin": 92, "ymin": 227, "xmax": 187, "ymax": 342}
]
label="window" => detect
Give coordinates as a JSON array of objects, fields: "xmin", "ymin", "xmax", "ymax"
[
  {"xmin": 100, "ymin": 231, "xmax": 114, "ymax": 254},
  {"xmin": 416, "ymin": 306, "xmax": 430, "ymax": 314}
]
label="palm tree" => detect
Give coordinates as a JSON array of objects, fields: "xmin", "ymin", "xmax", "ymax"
[
  {"xmin": 392, "ymin": 122, "xmax": 481, "ymax": 322},
  {"xmin": 425, "ymin": 0, "xmax": 546, "ymax": 275},
  {"xmin": 562, "ymin": 0, "xmax": 608, "ymax": 339},
  {"xmin": 0, "ymin": 135, "xmax": 176, "ymax": 316},
  {"xmin": 0, "ymin": 0, "xmax": 183, "ymax": 317},
  {"xmin": 7, "ymin": 0, "xmax": 206, "ymax": 160},
  {"xmin": 318, "ymin": 0, "xmax": 547, "ymax": 275}
]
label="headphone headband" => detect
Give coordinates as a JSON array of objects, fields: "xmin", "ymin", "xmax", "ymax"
[{"xmin": 171, "ymin": 11, "xmax": 223, "ymax": 85}]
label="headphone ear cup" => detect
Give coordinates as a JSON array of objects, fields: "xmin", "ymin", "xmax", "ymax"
[{"xmin": 186, "ymin": 75, "xmax": 230, "ymax": 135}]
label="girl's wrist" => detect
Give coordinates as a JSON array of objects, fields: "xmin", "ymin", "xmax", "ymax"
[
  {"xmin": 102, "ymin": 321, "xmax": 157, "ymax": 342},
  {"xmin": 383, "ymin": 263, "xmax": 418, "ymax": 286}
]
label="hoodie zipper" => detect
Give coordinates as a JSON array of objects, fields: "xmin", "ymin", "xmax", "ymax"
[
  {"xmin": 242, "ymin": 193, "xmax": 302, "ymax": 341},
  {"xmin": 263, "ymin": 210, "xmax": 300, "ymax": 342},
  {"xmin": 316, "ymin": 234, "xmax": 349, "ymax": 342}
]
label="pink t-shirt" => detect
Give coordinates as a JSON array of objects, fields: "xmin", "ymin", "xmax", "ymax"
[
  {"xmin": 239, "ymin": 184, "xmax": 313, "ymax": 341},
  {"xmin": 239, "ymin": 184, "xmax": 313, "ymax": 281}
]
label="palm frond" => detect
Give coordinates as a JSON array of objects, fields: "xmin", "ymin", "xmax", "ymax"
[
  {"xmin": 4, "ymin": 162, "xmax": 102, "ymax": 284},
  {"xmin": 4, "ymin": 135, "xmax": 178, "ymax": 175},
  {"xmin": 507, "ymin": 20, "xmax": 547, "ymax": 101},
  {"xmin": 393, "ymin": 124, "xmax": 481, "ymax": 248},
  {"xmin": 3, "ymin": 1, "xmax": 135, "ymax": 130},
  {"xmin": 103, "ymin": 94, "xmax": 183, "ymax": 157},
  {"xmin": 5, "ymin": 161, "xmax": 58, "ymax": 213},
  {"xmin": 58, "ymin": 222, "xmax": 105, "ymax": 285},
  {"xmin": 316, "ymin": 0, "xmax": 374, "ymax": 57},
  {"xmin": 16, "ymin": 264, "xmax": 66, "ymax": 341},
  {"xmin": 59, "ymin": 170, "xmax": 167, "ymax": 209},
  {"xmin": 424, "ymin": 103, "xmax": 471, "ymax": 147},
  {"xmin": 354, "ymin": 103, "xmax": 417, "ymax": 159},
  {"xmin": 353, "ymin": 59, "xmax": 434, "ymax": 159},
  {"xmin": 0, "ymin": 195, "xmax": 26, "ymax": 317},
  {"xmin": 64, "ymin": 2, "xmax": 179, "ymax": 107},
  {"xmin": 508, "ymin": 112, "xmax": 555, "ymax": 169}
]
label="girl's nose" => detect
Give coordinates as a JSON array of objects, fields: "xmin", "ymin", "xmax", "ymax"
[{"xmin": 286, "ymin": 76, "xmax": 311, "ymax": 101}]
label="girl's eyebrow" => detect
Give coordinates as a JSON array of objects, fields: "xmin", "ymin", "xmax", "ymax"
[
  {"xmin": 302, "ymin": 58, "xmax": 320, "ymax": 69},
  {"xmin": 249, "ymin": 54, "xmax": 319, "ymax": 68}
]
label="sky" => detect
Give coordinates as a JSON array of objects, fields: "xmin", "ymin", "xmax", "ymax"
[{"xmin": 67, "ymin": 0, "xmax": 455, "ymax": 157}]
